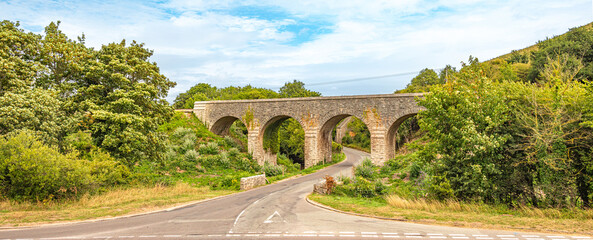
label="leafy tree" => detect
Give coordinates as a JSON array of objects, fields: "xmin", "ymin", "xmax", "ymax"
[
  {"xmin": 396, "ymin": 68, "xmax": 442, "ymax": 93},
  {"xmin": 0, "ymin": 20, "xmax": 42, "ymax": 94},
  {"xmin": 528, "ymin": 26, "xmax": 593, "ymax": 82},
  {"xmin": 279, "ymin": 80, "xmax": 321, "ymax": 98}
]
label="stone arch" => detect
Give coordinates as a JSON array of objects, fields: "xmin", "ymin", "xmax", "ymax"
[
  {"xmin": 256, "ymin": 114, "xmax": 305, "ymax": 166},
  {"xmin": 210, "ymin": 116, "xmax": 245, "ymax": 136},
  {"xmin": 385, "ymin": 112, "xmax": 418, "ymax": 160},
  {"xmin": 318, "ymin": 114, "xmax": 351, "ymax": 164}
]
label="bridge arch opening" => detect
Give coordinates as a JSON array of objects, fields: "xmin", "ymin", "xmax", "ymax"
[
  {"xmin": 386, "ymin": 113, "xmax": 419, "ymax": 160},
  {"xmin": 260, "ymin": 115, "xmax": 306, "ymax": 168},
  {"xmin": 210, "ymin": 116, "xmax": 248, "ymax": 151},
  {"xmin": 321, "ymin": 115, "xmax": 371, "ymax": 163}
]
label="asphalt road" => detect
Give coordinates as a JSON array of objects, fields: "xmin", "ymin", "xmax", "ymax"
[{"xmin": 1, "ymin": 148, "xmax": 591, "ymax": 240}]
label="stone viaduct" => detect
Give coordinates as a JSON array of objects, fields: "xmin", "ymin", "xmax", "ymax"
[{"xmin": 193, "ymin": 93, "xmax": 424, "ymax": 168}]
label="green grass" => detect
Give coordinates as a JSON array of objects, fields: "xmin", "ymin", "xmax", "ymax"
[{"xmin": 309, "ymin": 194, "xmax": 593, "ymax": 235}]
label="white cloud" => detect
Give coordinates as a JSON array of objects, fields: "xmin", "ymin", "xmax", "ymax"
[{"xmin": 1, "ymin": 0, "xmax": 591, "ymax": 102}]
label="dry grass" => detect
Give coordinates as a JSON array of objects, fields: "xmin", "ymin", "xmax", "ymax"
[
  {"xmin": 310, "ymin": 194, "xmax": 593, "ymax": 235},
  {"xmin": 0, "ymin": 182, "xmax": 235, "ymax": 227}
]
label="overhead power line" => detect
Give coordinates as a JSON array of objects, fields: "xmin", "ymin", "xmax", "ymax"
[{"xmin": 306, "ymin": 70, "xmax": 437, "ymax": 87}]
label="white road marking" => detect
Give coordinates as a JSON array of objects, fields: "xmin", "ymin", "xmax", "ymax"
[
  {"xmin": 299, "ymin": 234, "xmax": 317, "ymax": 237},
  {"xmin": 449, "ymin": 234, "xmax": 466, "ymax": 236},
  {"xmin": 452, "ymin": 237, "xmax": 469, "ymax": 239},
  {"xmin": 383, "ymin": 233, "xmax": 399, "ymax": 235},
  {"xmin": 362, "ymin": 235, "xmax": 379, "ymax": 238},
  {"xmin": 363, "ymin": 232, "xmax": 378, "ymax": 234},
  {"xmin": 139, "ymin": 236, "xmax": 156, "ymax": 238},
  {"xmin": 498, "ymin": 235, "xmax": 516, "ymax": 238},
  {"xmin": 118, "ymin": 237, "xmax": 135, "ymax": 239},
  {"xmin": 523, "ymin": 236, "xmax": 541, "ymax": 238},
  {"xmin": 572, "ymin": 237, "xmax": 592, "ymax": 239},
  {"xmin": 473, "ymin": 235, "xmax": 489, "ymax": 237},
  {"xmin": 163, "ymin": 235, "xmax": 182, "ymax": 238},
  {"xmin": 93, "ymin": 237, "xmax": 111, "ymax": 239},
  {"xmin": 384, "ymin": 236, "xmax": 401, "ymax": 238},
  {"xmin": 225, "ymin": 234, "xmax": 241, "ymax": 237},
  {"xmin": 340, "ymin": 232, "xmax": 356, "ymax": 234},
  {"xmin": 263, "ymin": 211, "xmax": 285, "ymax": 223},
  {"xmin": 548, "ymin": 237, "xmax": 565, "ymax": 239},
  {"xmin": 476, "ymin": 237, "xmax": 493, "ymax": 239},
  {"xmin": 319, "ymin": 234, "xmax": 335, "ymax": 237},
  {"xmin": 264, "ymin": 234, "xmax": 281, "ymax": 237},
  {"xmin": 340, "ymin": 235, "xmax": 356, "ymax": 237},
  {"xmin": 283, "ymin": 234, "xmax": 297, "ymax": 237}
]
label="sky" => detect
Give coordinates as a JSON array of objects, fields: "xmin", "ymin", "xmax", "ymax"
[{"xmin": 1, "ymin": 0, "xmax": 592, "ymax": 103}]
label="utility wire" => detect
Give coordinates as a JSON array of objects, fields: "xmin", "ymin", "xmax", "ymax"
[{"xmin": 306, "ymin": 69, "xmax": 443, "ymax": 87}]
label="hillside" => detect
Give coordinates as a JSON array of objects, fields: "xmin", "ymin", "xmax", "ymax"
[{"xmin": 489, "ymin": 21, "xmax": 593, "ymax": 63}]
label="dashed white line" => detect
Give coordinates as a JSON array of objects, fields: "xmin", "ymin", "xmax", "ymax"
[
  {"xmin": 225, "ymin": 234, "xmax": 241, "ymax": 237},
  {"xmin": 428, "ymin": 233, "xmax": 444, "ymax": 236},
  {"xmin": 473, "ymin": 235, "xmax": 489, "ymax": 237},
  {"xmin": 572, "ymin": 237, "xmax": 592, "ymax": 239},
  {"xmin": 498, "ymin": 235, "xmax": 516, "ymax": 238},
  {"xmin": 362, "ymin": 235, "xmax": 379, "ymax": 238},
  {"xmin": 138, "ymin": 236, "xmax": 157, "ymax": 238},
  {"xmin": 264, "ymin": 234, "xmax": 281, "ymax": 237},
  {"xmin": 523, "ymin": 235, "xmax": 541, "ymax": 238},
  {"xmin": 319, "ymin": 234, "xmax": 335, "ymax": 237},
  {"xmin": 118, "ymin": 237, "xmax": 135, "ymax": 239},
  {"xmin": 299, "ymin": 234, "xmax": 317, "ymax": 237}
]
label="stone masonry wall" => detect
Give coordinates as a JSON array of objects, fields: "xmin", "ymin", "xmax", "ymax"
[
  {"xmin": 194, "ymin": 93, "xmax": 424, "ymax": 167},
  {"xmin": 240, "ymin": 174, "xmax": 267, "ymax": 190}
]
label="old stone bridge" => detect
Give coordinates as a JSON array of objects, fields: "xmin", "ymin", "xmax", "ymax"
[{"xmin": 192, "ymin": 93, "xmax": 424, "ymax": 168}]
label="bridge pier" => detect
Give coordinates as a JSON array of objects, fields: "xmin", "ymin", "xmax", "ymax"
[{"xmin": 370, "ymin": 128, "xmax": 389, "ymax": 165}]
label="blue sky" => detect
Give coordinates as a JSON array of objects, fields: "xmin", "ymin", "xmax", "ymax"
[{"xmin": 1, "ymin": 0, "xmax": 592, "ymax": 102}]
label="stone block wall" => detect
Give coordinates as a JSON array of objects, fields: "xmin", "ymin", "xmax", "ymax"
[{"xmin": 240, "ymin": 174, "xmax": 267, "ymax": 190}]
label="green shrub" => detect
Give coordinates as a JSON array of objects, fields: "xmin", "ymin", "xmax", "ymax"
[
  {"xmin": 198, "ymin": 142, "xmax": 219, "ymax": 155},
  {"xmin": 333, "ymin": 177, "xmax": 386, "ymax": 198},
  {"xmin": 277, "ymin": 154, "xmax": 300, "ymax": 172},
  {"xmin": 0, "ymin": 131, "xmax": 128, "ymax": 201},
  {"xmin": 262, "ymin": 161, "xmax": 284, "ymax": 177},
  {"xmin": 332, "ymin": 141, "xmax": 343, "ymax": 153},
  {"xmin": 355, "ymin": 158, "xmax": 376, "ymax": 180}
]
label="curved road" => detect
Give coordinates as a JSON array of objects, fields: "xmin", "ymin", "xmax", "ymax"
[{"xmin": 1, "ymin": 148, "xmax": 590, "ymax": 240}]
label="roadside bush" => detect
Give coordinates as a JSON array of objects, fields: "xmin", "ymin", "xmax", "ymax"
[
  {"xmin": 333, "ymin": 177, "xmax": 386, "ymax": 198},
  {"xmin": 0, "ymin": 131, "xmax": 127, "ymax": 201},
  {"xmin": 332, "ymin": 141, "xmax": 343, "ymax": 153},
  {"xmin": 277, "ymin": 154, "xmax": 300, "ymax": 172},
  {"xmin": 355, "ymin": 158, "xmax": 376, "ymax": 180},
  {"xmin": 262, "ymin": 161, "xmax": 284, "ymax": 177}
]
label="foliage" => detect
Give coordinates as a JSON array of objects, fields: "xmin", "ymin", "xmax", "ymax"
[
  {"xmin": 415, "ymin": 56, "xmax": 593, "ymax": 207},
  {"xmin": 0, "ymin": 131, "xmax": 128, "ymax": 201}
]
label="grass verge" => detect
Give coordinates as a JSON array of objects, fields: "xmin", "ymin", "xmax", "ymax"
[
  {"xmin": 0, "ymin": 182, "xmax": 235, "ymax": 227},
  {"xmin": 308, "ymin": 194, "xmax": 593, "ymax": 236}
]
